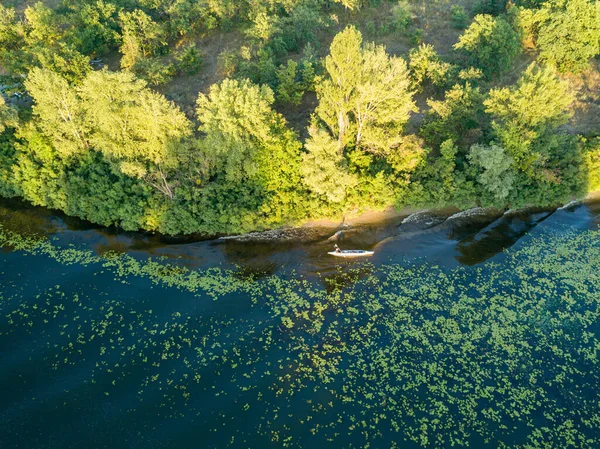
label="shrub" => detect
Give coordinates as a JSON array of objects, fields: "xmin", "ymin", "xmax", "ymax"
[
  {"xmin": 175, "ymin": 44, "xmax": 203, "ymax": 76},
  {"xmin": 390, "ymin": 1, "xmax": 413, "ymax": 32},
  {"xmin": 451, "ymin": 5, "xmax": 469, "ymax": 29},
  {"xmin": 409, "ymin": 44, "xmax": 453, "ymax": 92},
  {"xmin": 454, "ymin": 14, "xmax": 521, "ymax": 78},
  {"xmin": 217, "ymin": 49, "xmax": 239, "ymax": 77},
  {"xmin": 276, "ymin": 60, "xmax": 304, "ymax": 106},
  {"xmin": 133, "ymin": 57, "xmax": 175, "ymax": 86}
]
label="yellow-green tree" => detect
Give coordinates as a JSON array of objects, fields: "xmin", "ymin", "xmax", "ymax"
[
  {"xmin": 79, "ymin": 70, "xmax": 191, "ymax": 196},
  {"xmin": 315, "ymin": 26, "xmax": 416, "ymax": 155},
  {"xmin": 0, "ymin": 96, "xmax": 19, "ymax": 134},
  {"xmin": 24, "ymin": 68, "xmax": 90, "ymax": 157},
  {"xmin": 485, "ymin": 63, "xmax": 574, "ymax": 172},
  {"xmin": 518, "ymin": 0, "xmax": 600, "ymax": 73},
  {"xmin": 196, "ymin": 78, "xmax": 304, "ymax": 223},
  {"xmin": 25, "ymin": 68, "xmax": 191, "ymax": 198}
]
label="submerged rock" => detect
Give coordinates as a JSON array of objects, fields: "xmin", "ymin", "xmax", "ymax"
[{"xmin": 218, "ymin": 227, "xmax": 330, "ymax": 243}]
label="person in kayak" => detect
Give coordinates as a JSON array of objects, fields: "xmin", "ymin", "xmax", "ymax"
[{"xmin": 334, "ymin": 244, "xmax": 342, "ymax": 253}]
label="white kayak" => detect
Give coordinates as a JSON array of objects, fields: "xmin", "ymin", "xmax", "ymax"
[{"xmin": 328, "ymin": 250, "xmax": 374, "ymax": 258}]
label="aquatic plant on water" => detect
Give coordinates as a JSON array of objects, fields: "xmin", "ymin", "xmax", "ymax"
[{"xmin": 1, "ymin": 225, "xmax": 599, "ymax": 448}]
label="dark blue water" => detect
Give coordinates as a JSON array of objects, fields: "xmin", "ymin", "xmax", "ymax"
[{"xmin": 1, "ymin": 198, "xmax": 599, "ymax": 449}]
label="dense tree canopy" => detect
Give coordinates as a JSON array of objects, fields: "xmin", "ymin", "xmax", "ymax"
[
  {"xmin": 0, "ymin": 97, "xmax": 19, "ymax": 135},
  {"xmin": 485, "ymin": 63, "xmax": 574, "ymax": 172},
  {"xmin": 519, "ymin": 0, "xmax": 600, "ymax": 73},
  {"xmin": 0, "ymin": 0, "xmax": 595, "ymax": 235}
]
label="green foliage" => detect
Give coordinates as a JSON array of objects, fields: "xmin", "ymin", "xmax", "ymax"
[
  {"xmin": 519, "ymin": 0, "xmax": 600, "ymax": 73},
  {"xmin": 199, "ymin": 78, "xmax": 305, "ymax": 225},
  {"xmin": 408, "ymin": 139, "xmax": 462, "ymax": 206},
  {"xmin": 468, "ymin": 143, "xmax": 516, "ymax": 202},
  {"xmin": 25, "ymin": 67, "xmax": 191, "ymax": 200},
  {"xmin": 332, "ymin": 0, "xmax": 363, "ymax": 10},
  {"xmin": 68, "ymin": 0, "xmax": 120, "ymax": 56},
  {"xmin": 275, "ymin": 56, "xmax": 317, "ymax": 106},
  {"xmin": 485, "ymin": 63, "xmax": 574, "ymax": 172},
  {"xmin": 316, "ymin": 26, "xmax": 416, "ymax": 155},
  {"xmin": 196, "ymin": 78, "xmax": 303, "ymax": 219},
  {"xmin": 583, "ymin": 139, "xmax": 600, "ymax": 191},
  {"xmin": 450, "ymin": 5, "xmax": 469, "ymax": 29},
  {"xmin": 390, "ymin": 0, "xmax": 414, "ymax": 32},
  {"xmin": 80, "ymin": 70, "xmax": 191, "ymax": 176},
  {"xmin": 119, "ymin": 9, "xmax": 168, "ymax": 69},
  {"xmin": 217, "ymin": 49, "xmax": 239, "ymax": 77},
  {"xmin": 454, "ymin": 14, "xmax": 522, "ymax": 78},
  {"xmin": 473, "ymin": 0, "xmax": 509, "ymax": 15},
  {"xmin": 275, "ymin": 60, "xmax": 305, "ymax": 106},
  {"xmin": 246, "ymin": 10, "xmax": 281, "ymax": 43},
  {"xmin": 0, "ymin": 96, "xmax": 18, "ymax": 135},
  {"xmin": 0, "ymin": 5, "xmax": 22, "ymax": 53},
  {"xmin": 301, "ymin": 127, "xmax": 358, "ymax": 203},
  {"xmin": 0, "ymin": 3, "xmax": 91, "ymax": 82},
  {"xmin": 24, "ymin": 68, "xmax": 89, "ymax": 158},
  {"xmin": 408, "ymin": 44, "xmax": 453, "ymax": 93},
  {"xmin": 133, "ymin": 57, "xmax": 176, "ymax": 85},
  {"xmin": 299, "ymin": 58, "xmax": 316, "ymax": 92},
  {"xmin": 279, "ymin": 2, "xmax": 324, "ymax": 50},
  {"xmin": 0, "ymin": 0, "xmax": 594, "ymax": 234},
  {"xmin": 422, "ymin": 82, "xmax": 488, "ymax": 150},
  {"xmin": 174, "ymin": 44, "xmax": 204, "ymax": 75},
  {"xmin": 197, "ymin": 78, "xmax": 277, "ymax": 182},
  {"xmin": 237, "ymin": 48, "xmax": 278, "ymax": 88}
]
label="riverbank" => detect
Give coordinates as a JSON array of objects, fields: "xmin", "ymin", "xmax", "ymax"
[{"xmin": 299, "ymin": 190, "xmax": 600, "ymax": 230}]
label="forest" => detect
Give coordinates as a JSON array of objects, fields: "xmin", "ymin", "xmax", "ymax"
[{"xmin": 0, "ymin": 0, "xmax": 599, "ymax": 235}]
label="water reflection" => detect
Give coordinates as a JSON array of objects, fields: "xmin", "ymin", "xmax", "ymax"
[
  {"xmin": 0, "ymin": 197, "xmax": 61, "ymax": 236},
  {"xmin": 1, "ymin": 196, "xmax": 599, "ymax": 284},
  {"xmin": 454, "ymin": 209, "xmax": 554, "ymax": 265}
]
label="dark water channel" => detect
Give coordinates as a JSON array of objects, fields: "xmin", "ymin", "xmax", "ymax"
[{"xmin": 1, "ymin": 197, "xmax": 599, "ymax": 278}]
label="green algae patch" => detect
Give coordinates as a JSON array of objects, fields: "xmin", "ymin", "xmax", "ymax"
[{"xmin": 1, "ymin": 226, "xmax": 600, "ymax": 448}]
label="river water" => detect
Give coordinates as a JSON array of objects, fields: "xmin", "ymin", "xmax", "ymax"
[{"xmin": 1, "ymin": 198, "xmax": 599, "ymax": 448}]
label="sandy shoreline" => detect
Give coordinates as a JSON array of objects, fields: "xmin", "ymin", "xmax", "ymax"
[
  {"xmin": 299, "ymin": 205, "xmax": 425, "ymax": 229},
  {"xmin": 298, "ymin": 190, "xmax": 600, "ymax": 230}
]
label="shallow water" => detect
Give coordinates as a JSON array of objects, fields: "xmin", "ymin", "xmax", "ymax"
[
  {"xmin": 1, "ymin": 198, "xmax": 599, "ymax": 448},
  {"xmin": 2, "ymin": 197, "xmax": 598, "ymax": 276}
]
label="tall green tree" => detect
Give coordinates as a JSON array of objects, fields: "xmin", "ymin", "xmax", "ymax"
[
  {"xmin": 315, "ymin": 25, "xmax": 416, "ymax": 155},
  {"xmin": 196, "ymin": 78, "xmax": 304, "ymax": 223},
  {"xmin": 197, "ymin": 78, "xmax": 280, "ymax": 182},
  {"xmin": 24, "ymin": 68, "xmax": 90, "ymax": 157},
  {"xmin": 79, "ymin": 70, "xmax": 192, "ymax": 196},
  {"xmin": 26, "ymin": 68, "xmax": 191, "ymax": 198},
  {"xmin": 196, "ymin": 78, "xmax": 302, "ymax": 195}
]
